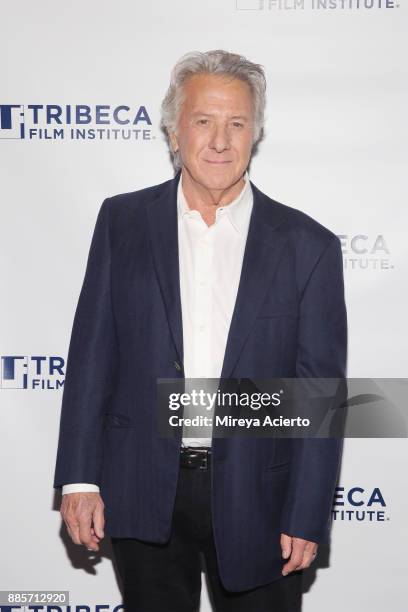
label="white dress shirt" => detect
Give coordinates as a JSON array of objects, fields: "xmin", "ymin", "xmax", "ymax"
[{"xmin": 62, "ymin": 171, "xmax": 253, "ymax": 494}]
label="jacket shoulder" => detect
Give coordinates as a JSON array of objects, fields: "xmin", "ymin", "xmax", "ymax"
[
  {"xmin": 104, "ymin": 175, "xmax": 174, "ymax": 214},
  {"xmin": 253, "ymin": 183, "xmax": 340, "ymax": 251}
]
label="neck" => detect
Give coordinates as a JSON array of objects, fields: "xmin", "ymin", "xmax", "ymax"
[{"xmin": 180, "ymin": 167, "xmax": 246, "ymax": 226}]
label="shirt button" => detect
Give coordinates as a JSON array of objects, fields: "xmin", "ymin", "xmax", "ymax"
[{"xmin": 174, "ymin": 360, "xmax": 182, "ymax": 371}]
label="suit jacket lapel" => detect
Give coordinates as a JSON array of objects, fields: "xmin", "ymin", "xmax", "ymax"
[
  {"xmin": 220, "ymin": 182, "xmax": 289, "ymax": 379},
  {"xmin": 146, "ymin": 170, "xmax": 184, "ymax": 365}
]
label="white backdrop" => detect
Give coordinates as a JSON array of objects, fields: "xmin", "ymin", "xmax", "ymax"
[{"xmin": 1, "ymin": 1, "xmax": 407, "ymax": 610}]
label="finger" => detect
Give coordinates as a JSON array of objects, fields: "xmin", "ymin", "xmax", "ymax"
[
  {"xmin": 86, "ymin": 528, "xmax": 100, "ymax": 551},
  {"xmin": 297, "ymin": 546, "xmax": 318, "ymax": 570},
  {"xmin": 282, "ymin": 553, "xmax": 303, "ymax": 575},
  {"xmin": 282, "ymin": 539, "xmax": 305, "ymax": 575},
  {"xmin": 78, "ymin": 516, "xmax": 99, "ymax": 551},
  {"xmin": 297, "ymin": 552, "xmax": 314, "ymax": 570},
  {"xmin": 65, "ymin": 520, "xmax": 81, "ymax": 545},
  {"xmin": 280, "ymin": 533, "xmax": 292, "ymax": 560},
  {"xmin": 90, "ymin": 527, "xmax": 100, "ymax": 541},
  {"xmin": 92, "ymin": 503, "xmax": 105, "ymax": 539}
]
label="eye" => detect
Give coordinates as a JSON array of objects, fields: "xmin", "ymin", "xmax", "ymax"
[
  {"xmin": 232, "ymin": 122, "xmax": 244, "ymax": 128},
  {"xmin": 197, "ymin": 118, "xmax": 209, "ymax": 125}
]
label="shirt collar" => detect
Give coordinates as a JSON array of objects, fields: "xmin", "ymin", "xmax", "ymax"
[{"xmin": 177, "ymin": 170, "xmax": 252, "ymax": 235}]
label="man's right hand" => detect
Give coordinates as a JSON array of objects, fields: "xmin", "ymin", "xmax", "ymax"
[{"xmin": 60, "ymin": 492, "xmax": 105, "ymax": 551}]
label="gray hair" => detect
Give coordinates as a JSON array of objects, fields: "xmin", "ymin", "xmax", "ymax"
[{"xmin": 160, "ymin": 49, "xmax": 266, "ymax": 171}]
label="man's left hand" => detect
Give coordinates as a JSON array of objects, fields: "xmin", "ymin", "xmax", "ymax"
[{"xmin": 280, "ymin": 533, "xmax": 318, "ymax": 575}]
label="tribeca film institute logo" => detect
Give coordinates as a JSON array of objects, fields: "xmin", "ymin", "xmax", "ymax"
[
  {"xmin": 0, "ymin": 356, "xmax": 65, "ymax": 390},
  {"xmin": 0, "ymin": 104, "xmax": 152, "ymax": 141},
  {"xmin": 338, "ymin": 234, "xmax": 394, "ymax": 271},
  {"xmin": 332, "ymin": 486, "xmax": 389, "ymax": 523},
  {"xmin": 236, "ymin": 0, "xmax": 398, "ymax": 10}
]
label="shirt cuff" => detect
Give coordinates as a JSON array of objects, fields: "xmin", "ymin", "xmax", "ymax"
[{"xmin": 62, "ymin": 483, "xmax": 100, "ymax": 495}]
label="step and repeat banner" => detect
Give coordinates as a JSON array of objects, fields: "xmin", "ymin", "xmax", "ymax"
[{"xmin": 1, "ymin": 1, "xmax": 407, "ymax": 611}]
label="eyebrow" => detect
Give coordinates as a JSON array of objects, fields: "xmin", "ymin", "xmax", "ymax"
[{"xmin": 191, "ymin": 112, "xmax": 249, "ymax": 121}]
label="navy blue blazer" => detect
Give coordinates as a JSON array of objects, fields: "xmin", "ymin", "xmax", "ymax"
[{"xmin": 53, "ymin": 170, "xmax": 347, "ymax": 591}]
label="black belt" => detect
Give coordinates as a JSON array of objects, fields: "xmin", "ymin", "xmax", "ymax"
[{"xmin": 180, "ymin": 446, "xmax": 211, "ymax": 470}]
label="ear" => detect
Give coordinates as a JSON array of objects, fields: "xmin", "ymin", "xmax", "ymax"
[{"xmin": 168, "ymin": 130, "xmax": 179, "ymax": 153}]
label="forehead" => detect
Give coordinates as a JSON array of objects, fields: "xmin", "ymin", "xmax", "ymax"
[{"xmin": 181, "ymin": 73, "xmax": 254, "ymax": 112}]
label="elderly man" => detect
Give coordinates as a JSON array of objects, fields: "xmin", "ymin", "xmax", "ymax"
[{"xmin": 54, "ymin": 50, "xmax": 347, "ymax": 611}]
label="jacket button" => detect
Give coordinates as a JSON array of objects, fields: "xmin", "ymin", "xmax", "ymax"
[{"xmin": 174, "ymin": 360, "xmax": 182, "ymax": 371}]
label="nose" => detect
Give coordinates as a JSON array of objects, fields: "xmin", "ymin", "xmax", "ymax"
[{"xmin": 208, "ymin": 123, "xmax": 231, "ymax": 153}]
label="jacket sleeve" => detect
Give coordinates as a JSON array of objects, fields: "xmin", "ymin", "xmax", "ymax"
[
  {"xmin": 280, "ymin": 235, "xmax": 347, "ymax": 544},
  {"xmin": 53, "ymin": 198, "xmax": 119, "ymax": 488}
]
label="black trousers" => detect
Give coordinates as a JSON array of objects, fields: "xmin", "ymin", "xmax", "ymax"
[{"xmin": 111, "ymin": 461, "xmax": 303, "ymax": 612}]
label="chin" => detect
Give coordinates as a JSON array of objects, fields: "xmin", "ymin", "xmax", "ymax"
[{"xmin": 195, "ymin": 165, "xmax": 242, "ymax": 190}]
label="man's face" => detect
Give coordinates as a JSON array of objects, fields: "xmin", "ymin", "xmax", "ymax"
[{"xmin": 169, "ymin": 73, "xmax": 255, "ymax": 191}]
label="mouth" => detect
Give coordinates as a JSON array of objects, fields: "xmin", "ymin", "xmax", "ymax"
[{"xmin": 203, "ymin": 160, "xmax": 232, "ymax": 165}]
